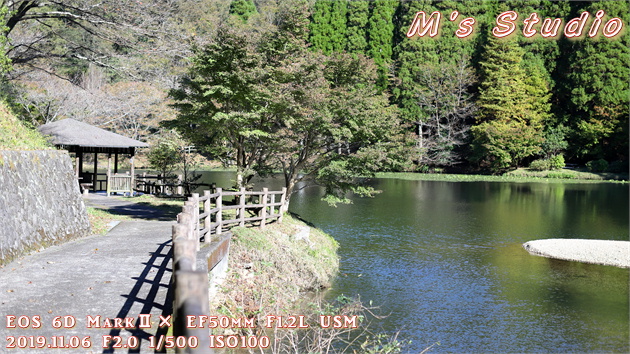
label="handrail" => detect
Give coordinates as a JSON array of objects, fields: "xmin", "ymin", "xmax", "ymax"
[
  {"xmin": 170, "ymin": 187, "xmax": 286, "ymax": 352},
  {"xmin": 192, "ymin": 187, "xmax": 287, "ymax": 239}
]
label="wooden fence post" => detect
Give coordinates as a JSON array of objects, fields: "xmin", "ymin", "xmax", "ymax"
[
  {"xmin": 183, "ymin": 201, "xmax": 198, "ymax": 251},
  {"xmin": 239, "ymin": 187, "xmax": 246, "ymax": 227},
  {"xmin": 203, "ymin": 190, "xmax": 211, "ymax": 243},
  {"xmin": 173, "ymin": 239, "xmax": 197, "ymax": 272},
  {"xmin": 173, "ymin": 270, "xmax": 211, "ymax": 352},
  {"xmin": 191, "ymin": 193, "xmax": 200, "ymax": 241},
  {"xmin": 216, "ymin": 188, "xmax": 223, "ymax": 235},
  {"xmin": 180, "ymin": 208, "xmax": 193, "ymax": 240},
  {"xmin": 260, "ymin": 188, "xmax": 268, "ymax": 228},
  {"xmin": 177, "ymin": 174, "xmax": 183, "ymax": 195},
  {"xmin": 173, "ymin": 223, "xmax": 188, "ymax": 241}
]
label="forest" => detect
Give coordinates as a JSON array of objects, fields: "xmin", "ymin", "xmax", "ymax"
[{"xmin": 0, "ymin": 1, "xmax": 628, "ymax": 186}]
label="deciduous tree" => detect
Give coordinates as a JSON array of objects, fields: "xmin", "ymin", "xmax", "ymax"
[
  {"xmin": 414, "ymin": 57, "xmax": 476, "ymax": 167},
  {"xmin": 168, "ymin": 27, "xmax": 270, "ymax": 188},
  {"xmin": 169, "ymin": 6, "xmax": 405, "ymax": 210}
]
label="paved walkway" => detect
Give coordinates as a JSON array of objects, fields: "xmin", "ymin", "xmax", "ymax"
[{"xmin": 1, "ymin": 194, "xmax": 176, "ymax": 353}]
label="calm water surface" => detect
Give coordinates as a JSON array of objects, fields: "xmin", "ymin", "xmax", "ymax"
[{"xmin": 196, "ymin": 172, "xmax": 629, "ymax": 353}]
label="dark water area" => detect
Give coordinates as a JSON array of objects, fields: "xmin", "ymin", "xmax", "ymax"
[{"xmin": 195, "ymin": 172, "xmax": 629, "ymax": 353}]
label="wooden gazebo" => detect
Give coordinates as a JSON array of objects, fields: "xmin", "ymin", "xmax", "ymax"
[{"xmin": 38, "ymin": 118, "xmax": 149, "ymax": 196}]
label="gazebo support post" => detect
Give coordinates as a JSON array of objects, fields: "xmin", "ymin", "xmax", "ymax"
[
  {"xmin": 78, "ymin": 151, "xmax": 84, "ymax": 177},
  {"xmin": 130, "ymin": 151, "xmax": 135, "ymax": 196},
  {"xmin": 114, "ymin": 153, "xmax": 119, "ymax": 174},
  {"xmin": 93, "ymin": 152, "xmax": 98, "ymax": 192},
  {"xmin": 106, "ymin": 153, "xmax": 112, "ymax": 197}
]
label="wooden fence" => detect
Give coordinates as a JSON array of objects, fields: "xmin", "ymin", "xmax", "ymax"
[
  {"xmin": 134, "ymin": 173, "xmax": 213, "ymax": 196},
  {"xmin": 106, "ymin": 174, "xmax": 133, "ymax": 195},
  {"xmin": 195, "ymin": 187, "xmax": 286, "ymax": 237},
  {"xmin": 171, "ymin": 187, "xmax": 286, "ymax": 352}
]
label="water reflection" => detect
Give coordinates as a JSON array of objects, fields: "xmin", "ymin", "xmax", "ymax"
[{"xmin": 194, "ymin": 172, "xmax": 629, "ymax": 353}]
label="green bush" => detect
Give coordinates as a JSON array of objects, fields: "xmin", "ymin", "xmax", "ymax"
[
  {"xmin": 529, "ymin": 158, "xmax": 550, "ymax": 171},
  {"xmin": 586, "ymin": 159, "xmax": 608, "ymax": 172},
  {"xmin": 548, "ymin": 154, "xmax": 565, "ymax": 170},
  {"xmin": 530, "ymin": 155, "xmax": 565, "ymax": 171}
]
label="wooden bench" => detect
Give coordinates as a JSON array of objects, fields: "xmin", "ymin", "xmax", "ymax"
[
  {"xmin": 78, "ymin": 174, "xmax": 93, "ymax": 195},
  {"xmin": 80, "ymin": 183, "xmax": 93, "ymax": 195}
]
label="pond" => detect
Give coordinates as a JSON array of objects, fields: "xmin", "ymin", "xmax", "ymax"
[{"xmin": 195, "ymin": 172, "xmax": 629, "ymax": 353}]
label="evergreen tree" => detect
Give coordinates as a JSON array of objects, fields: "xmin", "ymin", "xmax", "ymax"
[
  {"xmin": 329, "ymin": 0, "xmax": 348, "ymax": 53},
  {"xmin": 229, "ymin": 0, "xmax": 258, "ymax": 23},
  {"xmin": 500, "ymin": 0, "xmax": 569, "ymax": 132},
  {"xmin": 470, "ymin": 36, "xmax": 546, "ymax": 172},
  {"xmin": 367, "ymin": 0, "xmax": 397, "ymax": 88},
  {"xmin": 310, "ymin": 0, "xmax": 334, "ymax": 54},
  {"xmin": 563, "ymin": 1, "xmax": 629, "ymax": 161},
  {"xmin": 392, "ymin": 0, "xmax": 440, "ymax": 125},
  {"xmin": 346, "ymin": 0, "xmax": 369, "ymax": 53}
]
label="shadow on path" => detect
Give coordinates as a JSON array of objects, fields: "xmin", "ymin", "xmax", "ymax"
[
  {"xmin": 103, "ymin": 239, "xmax": 174, "ymax": 353},
  {"xmin": 84, "ymin": 193, "xmax": 178, "ymax": 221}
]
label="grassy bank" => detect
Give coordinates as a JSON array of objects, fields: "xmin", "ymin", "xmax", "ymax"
[
  {"xmin": 377, "ymin": 168, "xmax": 628, "ymax": 184},
  {"xmin": 0, "ymin": 101, "xmax": 50, "ymax": 150},
  {"xmin": 86, "ymin": 207, "xmax": 129, "ymax": 234},
  {"xmin": 211, "ymin": 214, "xmax": 339, "ymax": 319}
]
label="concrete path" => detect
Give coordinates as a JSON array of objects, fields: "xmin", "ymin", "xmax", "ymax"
[
  {"xmin": 523, "ymin": 239, "xmax": 630, "ymax": 268},
  {"xmin": 1, "ymin": 194, "xmax": 176, "ymax": 353}
]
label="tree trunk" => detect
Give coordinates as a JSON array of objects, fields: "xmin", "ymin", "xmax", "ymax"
[
  {"xmin": 236, "ymin": 170, "xmax": 244, "ymax": 189},
  {"xmin": 280, "ymin": 178, "xmax": 296, "ymax": 214}
]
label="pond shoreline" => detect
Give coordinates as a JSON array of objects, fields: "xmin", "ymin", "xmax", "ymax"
[
  {"xmin": 523, "ymin": 239, "xmax": 630, "ymax": 268},
  {"xmin": 377, "ymin": 170, "xmax": 628, "ymax": 183}
]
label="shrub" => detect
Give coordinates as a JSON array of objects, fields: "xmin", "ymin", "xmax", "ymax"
[
  {"xmin": 586, "ymin": 159, "xmax": 608, "ymax": 172},
  {"xmin": 529, "ymin": 158, "xmax": 550, "ymax": 171},
  {"xmin": 548, "ymin": 154, "xmax": 565, "ymax": 170}
]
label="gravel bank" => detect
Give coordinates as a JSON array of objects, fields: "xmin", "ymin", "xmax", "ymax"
[{"xmin": 523, "ymin": 239, "xmax": 630, "ymax": 268}]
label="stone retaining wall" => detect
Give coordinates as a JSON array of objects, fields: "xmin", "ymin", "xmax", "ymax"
[{"xmin": 0, "ymin": 150, "xmax": 90, "ymax": 265}]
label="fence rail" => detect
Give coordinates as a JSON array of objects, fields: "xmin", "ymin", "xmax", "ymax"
[{"xmin": 171, "ymin": 187, "xmax": 286, "ymax": 353}]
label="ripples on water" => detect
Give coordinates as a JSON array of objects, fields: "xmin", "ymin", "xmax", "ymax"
[{"xmin": 197, "ymin": 173, "xmax": 629, "ymax": 353}]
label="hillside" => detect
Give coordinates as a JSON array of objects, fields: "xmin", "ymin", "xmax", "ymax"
[{"xmin": 0, "ymin": 101, "xmax": 50, "ymax": 150}]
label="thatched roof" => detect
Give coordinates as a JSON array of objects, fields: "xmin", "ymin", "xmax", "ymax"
[{"xmin": 38, "ymin": 119, "xmax": 148, "ymax": 149}]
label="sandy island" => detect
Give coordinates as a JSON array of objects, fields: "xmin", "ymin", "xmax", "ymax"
[{"xmin": 523, "ymin": 239, "xmax": 630, "ymax": 268}]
